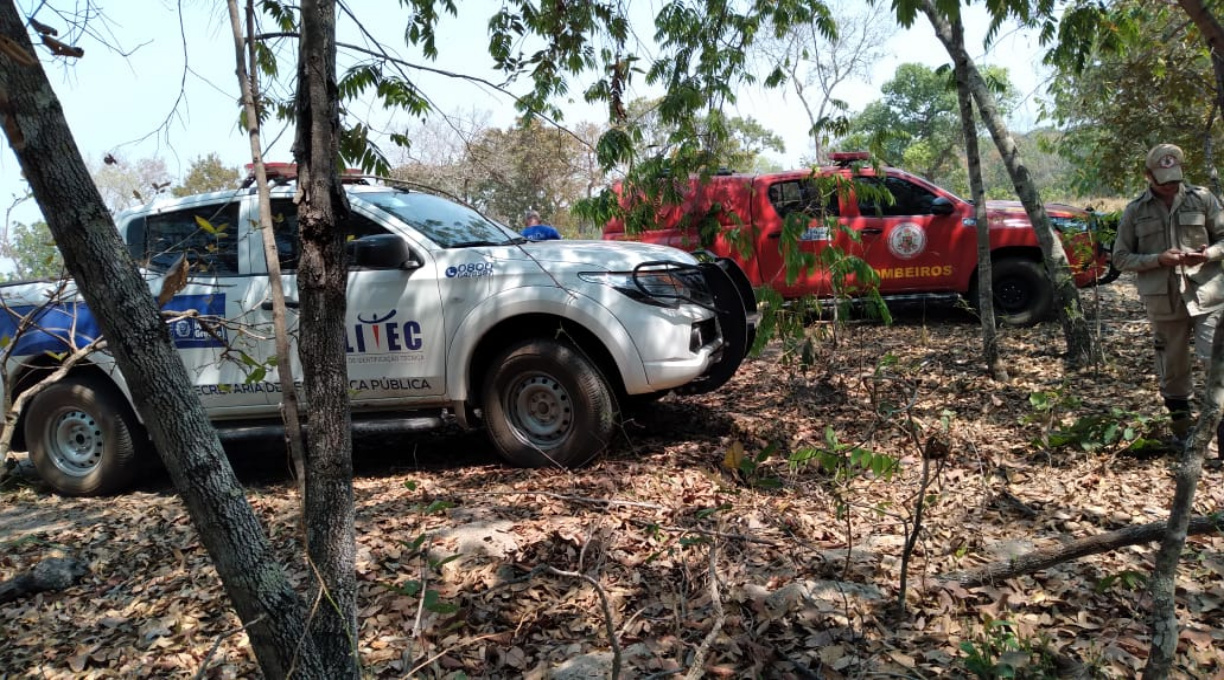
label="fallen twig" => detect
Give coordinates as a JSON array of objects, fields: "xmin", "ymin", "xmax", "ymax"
[
  {"xmin": 446, "ymin": 490, "xmax": 668, "ymax": 511},
  {"xmin": 551, "ymin": 565, "xmax": 622, "ymax": 679},
  {"xmin": 193, "ymin": 615, "xmax": 264, "ymax": 680},
  {"xmin": 510, "ymin": 562, "xmax": 623, "ymax": 679},
  {"xmin": 683, "ymin": 541, "xmax": 724, "ymax": 680},
  {"xmin": 627, "ymin": 518, "xmax": 780, "ymax": 546},
  {"xmin": 406, "ymin": 631, "xmax": 508, "ymax": 677}
]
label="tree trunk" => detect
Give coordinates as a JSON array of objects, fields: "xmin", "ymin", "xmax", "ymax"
[
  {"xmin": 921, "ymin": 1, "xmax": 1096, "ymax": 368},
  {"xmin": 227, "ymin": 0, "xmax": 309, "ymax": 503},
  {"xmin": 1173, "ymin": 2, "xmax": 1224, "ymax": 195},
  {"xmin": 947, "ymin": 16, "xmax": 1006, "ymax": 382},
  {"xmin": 1142, "ymin": 331, "xmax": 1223, "ymax": 678},
  {"xmin": 293, "ymin": 0, "xmax": 359, "ymax": 675},
  {"xmin": 0, "ymin": 3, "xmax": 323, "ymax": 676},
  {"xmin": 1177, "ymin": 0, "xmax": 1224, "ymax": 56}
]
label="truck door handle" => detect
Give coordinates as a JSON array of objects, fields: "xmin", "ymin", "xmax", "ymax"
[
  {"xmin": 766, "ymin": 232, "xmax": 781, "ymax": 240},
  {"xmin": 262, "ymin": 299, "xmax": 300, "ymax": 310},
  {"xmin": 861, "ymin": 228, "xmax": 883, "ymax": 235}
]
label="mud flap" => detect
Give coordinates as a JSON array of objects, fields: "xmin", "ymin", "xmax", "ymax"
[{"xmin": 675, "ymin": 258, "xmax": 757, "ymax": 395}]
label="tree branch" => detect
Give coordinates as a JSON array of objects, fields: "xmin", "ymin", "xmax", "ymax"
[
  {"xmin": 683, "ymin": 542, "xmax": 724, "ymax": 680},
  {"xmin": 943, "ymin": 513, "xmax": 1224, "ymax": 588},
  {"xmin": 249, "ymin": 31, "xmax": 594, "ymax": 152}
]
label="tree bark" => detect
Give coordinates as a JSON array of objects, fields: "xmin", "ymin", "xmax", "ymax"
[
  {"xmin": 1177, "ymin": 1, "xmax": 1224, "ymax": 197},
  {"xmin": 1176, "ymin": 0, "xmax": 1224, "ymax": 56},
  {"xmin": 1142, "ymin": 340, "xmax": 1223, "ymax": 678},
  {"xmin": 0, "ymin": 3, "xmax": 322, "ymax": 676},
  {"xmin": 947, "ymin": 15, "xmax": 1006, "ymax": 382},
  {"xmin": 293, "ymin": 0, "xmax": 358, "ymax": 675},
  {"xmin": 227, "ymin": 0, "xmax": 308, "ymax": 504},
  {"xmin": 944, "ymin": 514, "xmax": 1224, "ymax": 589},
  {"xmin": 921, "ymin": 1, "xmax": 1096, "ymax": 368}
]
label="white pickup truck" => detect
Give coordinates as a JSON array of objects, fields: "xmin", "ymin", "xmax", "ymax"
[{"xmin": 1, "ymin": 169, "xmax": 756, "ymax": 495}]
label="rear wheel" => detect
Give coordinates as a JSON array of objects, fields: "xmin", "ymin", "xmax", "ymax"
[
  {"xmin": 990, "ymin": 258, "xmax": 1053, "ymax": 327},
  {"xmin": 482, "ymin": 339, "xmax": 616, "ymax": 468},
  {"xmin": 25, "ymin": 374, "xmax": 148, "ymax": 496},
  {"xmin": 1095, "ymin": 261, "xmax": 1123, "ymax": 286}
]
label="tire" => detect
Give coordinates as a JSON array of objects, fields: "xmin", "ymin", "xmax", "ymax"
[
  {"xmin": 482, "ymin": 339, "xmax": 616, "ymax": 468},
  {"xmin": 25, "ymin": 374, "xmax": 148, "ymax": 496},
  {"xmin": 991, "ymin": 258, "xmax": 1053, "ymax": 327},
  {"xmin": 1095, "ymin": 262, "xmax": 1123, "ymax": 286}
]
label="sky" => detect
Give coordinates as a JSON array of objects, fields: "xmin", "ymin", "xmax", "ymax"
[{"xmin": 0, "ymin": 0, "xmax": 1052, "ymax": 228}]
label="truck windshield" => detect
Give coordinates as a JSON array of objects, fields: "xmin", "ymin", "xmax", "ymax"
[{"xmin": 358, "ymin": 190, "xmax": 518, "ymax": 248}]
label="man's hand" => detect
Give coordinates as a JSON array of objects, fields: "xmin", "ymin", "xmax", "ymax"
[
  {"xmin": 1182, "ymin": 246, "xmax": 1209, "ymax": 267},
  {"xmin": 1158, "ymin": 248, "xmax": 1185, "ymax": 267}
]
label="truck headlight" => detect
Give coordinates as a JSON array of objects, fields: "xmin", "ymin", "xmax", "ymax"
[
  {"xmin": 580, "ymin": 263, "xmax": 713, "ymax": 308},
  {"xmin": 1050, "ymin": 216, "xmax": 1089, "ymax": 232}
]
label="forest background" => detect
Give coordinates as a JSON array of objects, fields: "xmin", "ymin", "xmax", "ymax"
[{"xmin": 0, "ymin": 0, "xmax": 1175, "ymax": 279}]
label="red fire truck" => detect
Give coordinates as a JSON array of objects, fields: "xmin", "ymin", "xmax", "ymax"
[{"xmin": 603, "ymin": 152, "xmax": 1111, "ymax": 325}]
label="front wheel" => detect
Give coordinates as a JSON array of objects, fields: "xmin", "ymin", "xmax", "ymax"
[
  {"xmin": 482, "ymin": 339, "xmax": 616, "ymax": 468},
  {"xmin": 990, "ymin": 258, "xmax": 1053, "ymax": 327},
  {"xmin": 25, "ymin": 374, "xmax": 148, "ymax": 496}
]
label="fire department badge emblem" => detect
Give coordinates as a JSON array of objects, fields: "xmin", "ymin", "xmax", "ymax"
[{"xmin": 888, "ymin": 222, "xmax": 926, "ymax": 260}]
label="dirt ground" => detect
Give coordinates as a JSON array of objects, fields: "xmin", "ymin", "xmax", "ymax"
[{"xmin": 2, "ymin": 276, "xmax": 1223, "ymax": 679}]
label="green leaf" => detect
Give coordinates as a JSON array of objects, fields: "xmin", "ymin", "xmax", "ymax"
[
  {"xmin": 405, "ymin": 534, "xmax": 428, "ymax": 551},
  {"xmin": 423, "ymin": 589, "xmax": 459, "ymax": 614},
  {"xmin": 194, "ymin": 216, "xmax": 221, "ymax": 234},
  {"xmin": 695, "ymin": 503, "xmax": 732, "ymax": 519},
  {"xmin": 423, "ymin": 500, "xmax": 454, "ymax": 515}
]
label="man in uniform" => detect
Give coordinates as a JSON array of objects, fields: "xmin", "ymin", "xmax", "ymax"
[{"xmin": 1113, "ymin": 143, "xmax": 1224, "ymax": 458}]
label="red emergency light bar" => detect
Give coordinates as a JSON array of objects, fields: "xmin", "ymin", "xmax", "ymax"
[
  {"xmin": 828, "ymin": 151, "xmax": 870, "ymax": 164},
  {"xmin": 243, "ymin": 162, "xmax": 366, "ymax": 184}
]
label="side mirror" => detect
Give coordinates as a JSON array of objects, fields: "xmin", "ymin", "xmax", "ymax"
[
  {"xmin": 347, "ymin": 234, "xmax": 420, "ymax": 270},
  {"xmin": 930, "ymin": 196, "xmax": 955, "ymax": 215}
]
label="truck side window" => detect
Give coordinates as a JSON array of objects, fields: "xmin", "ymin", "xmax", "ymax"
[
  {"xmin": 767, "ymin": 180, "xmax": 839, "ymax": 219},
  {"xmin": 138, "ymin": 203, "xmax": 241, "ymax": 275},
  {"xmin": 270, "ymin": 200, "xmax": 390, "ymax": 272},
  {"xmin": 856, "ymin": 176, "xmax": 938, "ymax": 216}
]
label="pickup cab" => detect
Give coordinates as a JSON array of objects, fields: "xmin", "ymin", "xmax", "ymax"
[
  {"xmin": 603, "ymin": 153, "xmax": 1110, "ymax": 325},
  {"xmin": 1, "ymin": 167, "xmax": 755, "ymax": 495}
]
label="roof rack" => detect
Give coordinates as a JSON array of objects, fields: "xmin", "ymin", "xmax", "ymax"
[{"xmin": 242, "ymin": 162, "xmax": 368, "ymax": 188}]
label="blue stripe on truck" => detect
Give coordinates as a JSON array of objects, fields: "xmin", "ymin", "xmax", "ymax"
[{"xmin": 0, "ymin": 293, "xmax": 228, "ymax": 354}]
